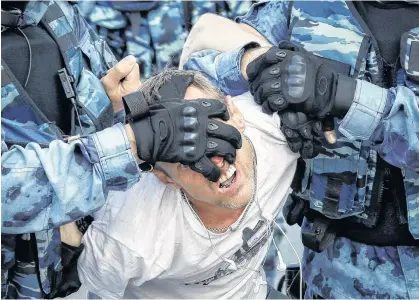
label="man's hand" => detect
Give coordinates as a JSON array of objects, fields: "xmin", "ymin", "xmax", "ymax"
[
  {"xmin": 101, "ymin": 55, "xmax": 141, "ymax": 112},
  {"xmin": 246, "ymin": 42, "xmax": 356, "ymax": 118}
]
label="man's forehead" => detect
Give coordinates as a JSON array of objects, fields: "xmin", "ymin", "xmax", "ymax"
[{"xmin": 184, "ymin": 85, "xmax": 212, "ymax": 100}]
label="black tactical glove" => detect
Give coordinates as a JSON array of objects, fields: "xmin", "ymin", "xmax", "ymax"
[
  {"xmin": 123, "ymin": 92, "xmax": 242, "ymax": 182},
  {"xmin": 247, "ymin": 41, "xmax": 356, "ymax": 118},
  {"xmin": 280, "ymin": 111, "xmax": 323, "ymax": 159}
]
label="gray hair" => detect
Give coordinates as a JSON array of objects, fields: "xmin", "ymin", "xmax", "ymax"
[{"xmin": 140, "ymin": 69, "xmax": 224, "ymax": 105}]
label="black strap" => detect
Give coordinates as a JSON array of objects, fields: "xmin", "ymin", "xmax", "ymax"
[
  {"xmin": 122, "ymin": 91, "xmax": 150, "ymax": 122},
  {"xmin": 322, "ymin": 177, "xmax": 342, "ymax": 217},
  {"xmin": 301, "ymin": 216, "xmax": 336, "ymax": 253}
]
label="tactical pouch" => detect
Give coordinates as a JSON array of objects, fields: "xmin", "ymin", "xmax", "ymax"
[
  {"xmin": 306, "ymin": 125, "xmax": 369, "ymax": 220},
  {"xmin": 400, "ymin": 28, "xmax": 419, "ymax": 83}
]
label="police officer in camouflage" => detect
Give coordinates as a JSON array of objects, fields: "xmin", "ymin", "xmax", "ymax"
[
  {"xmin": 1, "ymin": 1, "xmax": 242, "ymax": 298},
  {"xmin": 73, "ymin": 1, "xmax": 254, "ymax": 80},
  {"xmin": 181, "ymin": 1, "xmax": 419, "ymax": 298}
]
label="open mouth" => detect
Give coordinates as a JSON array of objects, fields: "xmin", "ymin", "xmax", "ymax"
[{"xmin": 219, "ymin": 164, "xmax": 237, "ymax": 189}]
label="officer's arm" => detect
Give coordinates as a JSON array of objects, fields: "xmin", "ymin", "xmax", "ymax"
[
  {"xmin": 1, "ymin": 124, "xmax": 140, "ymax": 234},
  {"xmin": 181, "ymin": 1, "xmax": 290, "ymax": 95},
  {"xmin": 338, "ymin": 81, "xmax": 419, "ymax": 171}
]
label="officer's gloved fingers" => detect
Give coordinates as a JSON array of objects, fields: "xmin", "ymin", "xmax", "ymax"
[
  {"xmin": 287, "ymin": 139, "xmax": 303, "ymax": 154},
  {"xmin": 280, "ymin": 111, "xmax": 309, "ymax": 130},
  {"xmin": 251, "ymin": 63, "xmax": 282, "ymax": 87},
  {"xmin": 260, "ymin": 94, "xmax": 288, "ymax": 114},
  {"xmin": 246, "ymin": 47, "xmax": 287, "ymax": 82},
  {"xmin": 300, "ymin": 140, "xmax": 315, "ymax": 159},
  {"xmin": 312, "ymin": 138, "xmax": 323, "ymax": 157},
  {"xmin": 298, "ymin": 122, "xmax": 313, "ymax": 140},
  {"xmin": 312, "ymin": 120, "xmax": 323, "ymax": 136},
  {"xmin": 189, "ymin": 156, "xmax": 221, "ymax": 182},
  {"xmin": 207, "ymin": 120, "xmax": 242, "ymax": 149},
  {"xmin": 254, "ymin": 78, "xmax": 283, "ymax": 106},
  {"xmin": 278, "ymin": 41, "xmax": 305, "ymax": 53},
  {"xmin": 195, "ymin": 98, "xmax": 230, "ymax": 121},
  {"xmin": 281, "ymin": 126, "xmax": 302, "ymax": 153},
  {"xmin": 205, "ymin": 138, "xmax": 237, "ymax": 165},
  {"xmin": 246, "ymin": 53, "xmax": 269, "ymax": 83},
  {"xmin": 261, "ymin": 100, "xmax": 275, "ymax": 115}
]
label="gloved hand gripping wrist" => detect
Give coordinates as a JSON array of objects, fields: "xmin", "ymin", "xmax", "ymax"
[{"xmin": 247, "ymin": 41, "xmax": 356, "ymax": 118}]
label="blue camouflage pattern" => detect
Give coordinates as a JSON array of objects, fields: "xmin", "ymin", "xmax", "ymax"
[
  {"xmin": 1, "ymin": 1, "xmax": 140, "ymax": 298},
  {"xmin": 74, "ymin": 0, "xmax": 254, "ymax": 79},
  {"xmin": 183, "ymin": 0, "xmax": 419, "ymax": 297},
  {"xmin": 401, "ymin": 27, "xmax": 419, "ymax": 81}
]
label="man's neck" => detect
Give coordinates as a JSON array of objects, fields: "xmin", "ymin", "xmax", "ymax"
[{"xmin": 187, "ymin": 196, "xmax": 246, "ymax": 230}]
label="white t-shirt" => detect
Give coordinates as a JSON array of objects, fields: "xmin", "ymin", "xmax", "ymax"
[{"xmin": 78, "ymin": 92, "xmax": 298, "ymax": 299}]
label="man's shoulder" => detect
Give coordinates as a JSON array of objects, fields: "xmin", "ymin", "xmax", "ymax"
[
  {"xmin": 233, "ymin": 92, "xmax": 285, "ymax": 143},
  {"xmin": 91, "ymin": 174, "xmax": 182, "ymax": 258}
]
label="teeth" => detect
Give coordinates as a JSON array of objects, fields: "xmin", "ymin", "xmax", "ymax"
[
  {"xmin": 219, "ymin": 164, "xmax": 236, "ymax": 185},
  {"xmin": 219, "ymin": 174, "xmax": 228, "ymax": 183}
]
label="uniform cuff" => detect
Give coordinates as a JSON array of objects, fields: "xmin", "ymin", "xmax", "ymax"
[
  {"xmin": 216, "ymin": 42, "xmax": 260, "ymax": 95},
  {"xmin": 90, "ymin": 123, "xmax": 140, "ymax": 190},
  {"xmin": 338, "ymin": 79, "xmax": 388, "ymax": 141}
]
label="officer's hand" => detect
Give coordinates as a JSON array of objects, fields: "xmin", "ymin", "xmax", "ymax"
[
  {"xmin": 126, "ymin": 93, "xmax": 242, "ymax": 182},
  {"xmin": 246, "ymin": 41, "xmax": 355, "ymax": 118},
  {"xmin": 280, "ymin": 111, "xmax": 323, "ymax": 159},
  {"xmin": 101, "ymin": 55, "xmax": 141, "ymax": 112}
]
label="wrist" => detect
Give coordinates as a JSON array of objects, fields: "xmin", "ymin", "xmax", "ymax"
[{"xmin": 241, "ymin": 46, "xmax": 271, "ymax": 81}]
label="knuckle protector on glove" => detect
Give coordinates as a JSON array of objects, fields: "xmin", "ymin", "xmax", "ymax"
[
  {"xmin": 207, "ymin": 120, "xmax": 242, "ymax": 149},
  {"xmin": 197, "ymin": 99, "xmax": 230, "ymax": 121},
  {"xmin": 181, "ymin": 105, "xmax": 200, "ymax": 159}
]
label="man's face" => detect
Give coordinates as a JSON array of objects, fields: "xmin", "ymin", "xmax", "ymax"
[{"xmin": 154, "ymin": 85, "xmax": 255, "ymax": 208}]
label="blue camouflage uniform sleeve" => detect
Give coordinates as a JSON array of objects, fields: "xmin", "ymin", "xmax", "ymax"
[
  {"xmin": 184, "ymin": 45, "xmax": 253, "ymax": 96},
  {"xmin": 1, "ymin": 123, "xmax": 140, "ymax": 234},
  {"xmin": 338, "ymin": 80, "xmax": 419, "ymax": 171},
  {"xmin": 183, "ymin": 0, "xmax": 290, "ymax": 96}
]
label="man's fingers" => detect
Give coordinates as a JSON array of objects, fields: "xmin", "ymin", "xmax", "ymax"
[
  {"xmin": 121, "ymin": 60, "xmax": 141, "ymax": 95},
  {"xmin": 322, "ymin": 117, "xmax": 336, "ymax": 144},
  {"xmin": 324, "ymin": 130, "xmax": 337, "ymax": 144},
  {"xmin": 206, "ymin": 120, "xmax": 242, "ymax": 149},
  {"xmin": 101, "ymin": 55, "xmax": 137, "ymax": 89},
  {"xmin": 189, "ymin": 156, "xmax": 220, "ymax": 182}
]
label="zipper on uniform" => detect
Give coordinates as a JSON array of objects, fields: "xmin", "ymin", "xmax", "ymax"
[{"xmin": 376, "ymin": 167, "xmax": 391, "ymax": 208}]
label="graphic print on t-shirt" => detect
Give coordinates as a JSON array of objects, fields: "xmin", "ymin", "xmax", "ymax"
[{"xmin": 185, "ymin": 219, "xmax": 274, "ymax": 285}]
